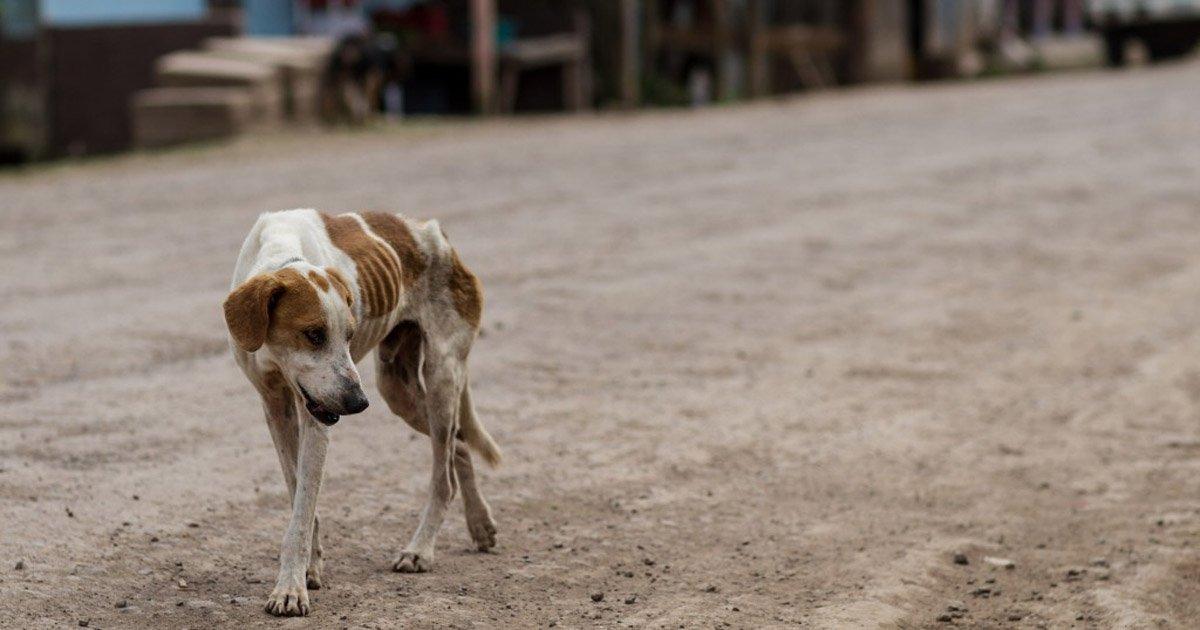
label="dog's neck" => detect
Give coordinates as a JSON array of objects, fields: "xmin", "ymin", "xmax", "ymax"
[
  {"xmin": 248, "ymin": 221, "xmax": 322, "ymax": 278},
  {"xmin": 272, "ymin": 256, "xmax": 304, "ymax": 271},
  {"xmin": 249, "ymin": 251, "xmax": 309, "ymax": 279}
]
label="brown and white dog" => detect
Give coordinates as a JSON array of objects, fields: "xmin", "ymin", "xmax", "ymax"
[{"xmin": 223, "ymin": 208, "xmax": 500, "ymax": 616}]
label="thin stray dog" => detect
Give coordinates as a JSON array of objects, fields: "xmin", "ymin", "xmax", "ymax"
[{"xmin": 223, "ymin": 208, "xmax": 500, "ymax": 616}]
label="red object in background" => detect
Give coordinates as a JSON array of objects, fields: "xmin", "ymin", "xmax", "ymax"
[
  {"xmin": 307, "ymin": 0, "xmax": 359, "ymax": 10},
  {"xmin": 422, "ymin": 6, "xmax": 450, "ymax": 38},
  {"xmin": 373, "ymin": 4, "xmax": 450, "ymax": 39}
]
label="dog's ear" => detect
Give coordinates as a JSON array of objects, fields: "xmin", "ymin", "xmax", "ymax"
[{"xmin": 223, "ymin": 273, "xmax": 285, "ymax": 352}]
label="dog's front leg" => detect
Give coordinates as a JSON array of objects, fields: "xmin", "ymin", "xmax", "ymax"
[
  {"xmin": 262, "ymin": 395, "xmax": 325, "ymax": 590},
  {"xmin": 266, "ymin": 413, "xmax": 329, "ymax": 616}
]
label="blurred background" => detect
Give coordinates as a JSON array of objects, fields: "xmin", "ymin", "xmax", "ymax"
[
  {"xmin": 9, "ymin": 2, "xmax": 1200, "ymax": 628},
  {"xmin": 2, "ymin": 0, "xmax": 1197, "ymax": 164}
]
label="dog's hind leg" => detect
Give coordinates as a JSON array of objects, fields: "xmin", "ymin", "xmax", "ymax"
[
  {"xmin": 456, "ymin": 378, "xmax": 498, "ymax": 550},
  {"xmin": 454, "ymin": 440, "xmax": 495, "ymax": 551},
  {"xmin": 377, "ymin": 321, "xmax": 445, "ymax": 572},
  {"xmin": 389, "ymin": 335, "xmax": 468, "ymax": 573},
  {"xmin": 307, "ymin": 513, "xmax": 324, "ymax": 589},
  {"xmin": 259, "ymin": 379, "xmax": 326, "ymax": 592},
  {"xmin": 378, "ymin": 324, "xmax": 498, "ymax": 554}
]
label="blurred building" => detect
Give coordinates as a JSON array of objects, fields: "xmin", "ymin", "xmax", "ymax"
[
  {"xmin": 237, "ymin": 1, "xmax": 591, "ymax": 115},
  {"xmin": 1, "ymin": 1, "xmax": 1176, "ymax": 165},
  {"xmin": 0, "ymin": 0, "xmax": 235, "ymax": 161}
]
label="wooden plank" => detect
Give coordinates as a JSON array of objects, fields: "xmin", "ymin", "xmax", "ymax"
[
  {"xmin": 764, "ymin": 25, "xmax": 844, "ymax": 52},
  {"xmin": 501, "ymin": 35, "xmax": 583, "ymax": 67},
  {"xmin": 657, "ymin": 27, "xmax": 721, "ymax": 53}
]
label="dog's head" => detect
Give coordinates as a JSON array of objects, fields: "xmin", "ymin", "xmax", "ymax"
[{"xmin": 223, "ymin": 265, "xmax": 367, "ymax": 425}]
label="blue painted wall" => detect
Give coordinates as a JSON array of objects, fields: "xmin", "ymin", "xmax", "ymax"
[
  {"xmin": 244, "ymin": 0, "xmax": 295, "ymax": 36},
  {"xmin": 0, "ymin": 0, "xmax": 39, "ymax": 38},
  {"xmin": 39, "ymin": 0, "xmax": 205, "ymax": 26},
  {"xmin": 243, "ymin": 0, "xmax": 422, "ymax": 36}
]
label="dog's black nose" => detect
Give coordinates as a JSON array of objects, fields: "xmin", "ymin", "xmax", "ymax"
[{"xmin": 342, "ymin": 387, "xmax": 369, "ymax": 415}]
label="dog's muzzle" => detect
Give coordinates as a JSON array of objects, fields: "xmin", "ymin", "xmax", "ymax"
[{"xmin": 299, "ymin": 384, "xmax": 368, "ymax": 426}]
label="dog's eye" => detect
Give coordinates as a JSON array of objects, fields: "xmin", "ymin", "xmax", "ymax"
[
  {"xmin": 346, "ymin": 328, "xmax": 355, "ymax": 342},
  {"xmin": 304, "ymin": 328, "xmax": 326, "ymax": 347}
]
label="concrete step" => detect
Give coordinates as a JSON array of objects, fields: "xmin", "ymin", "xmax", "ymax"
[
  {"xmin": 1034, "ymin": 35, "xmax": 1105, "ymax": 70},
  {"xmin": 201, "ymin": 38, "xmax": 326, "ymax": 121},
  {"xmin": 131, "ymin": 87, "xmax": 257, "ymax": 149},
  {"xmin": 156, "ymin": 51, "xmax": 278, "ymax": 87},
  {"xmin": 203, "ymin": 37, "xmax": 328, "ymax": 71},
  {"xmin": 155, "ymin": 51, "xmax": 282, "ymax": 122}
]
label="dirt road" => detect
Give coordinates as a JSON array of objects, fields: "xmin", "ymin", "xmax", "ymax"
[{"xmin": 5, "ymin": 60, "xmax": 1200, "ymax": 629}]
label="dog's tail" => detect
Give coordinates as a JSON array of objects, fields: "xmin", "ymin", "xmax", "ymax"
[{"xmin": 459, "ymin": 377, "xmax": 501, "ymax": 468}]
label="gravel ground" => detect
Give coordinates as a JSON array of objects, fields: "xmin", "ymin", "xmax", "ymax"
[{"xmin": 4, "ymin": 59, "xmax": 1200, "ymax": 629}]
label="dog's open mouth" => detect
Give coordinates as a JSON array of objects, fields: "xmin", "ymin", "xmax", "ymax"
[{"xmin": 299, "ymin": 385, "xmax": 340, "ymax": 426}]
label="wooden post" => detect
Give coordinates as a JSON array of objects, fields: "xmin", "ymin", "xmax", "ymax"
[
  {"xmin": 643, "ymin": 0, "xmax": 660, "ymax": 89},
  {"xmin": 564, "ymin": 8, "xmax": 592, "ymax": 111},
  {"xmin": 619, "ymin": 0, "xmax": 641, "ymax": 107},
  {"xmin": 845, "ymin": 0, "xmax": 873, "ymax": 84},
  {"xmin": 712, "ymin": 0, "xmax": 731, "ymax": 101},
  {"xmin": 1063, "ymin": 0, "xmax": 1084, "ymax": 34},
  {"xmin": 1031, "ymin": 0, "xmax": 1053, "ymax": 39},
  {"xmin": 470, "ymin": 0, "xmax": 497, "ymax": 114},
  {"xmin": 747, "ymin": 0, "xmax": 767, "ymax": 97}
]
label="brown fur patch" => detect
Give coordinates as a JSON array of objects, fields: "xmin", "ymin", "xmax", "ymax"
[
  {"xmin": 325, "ymin": 267, "xmax": 353, "ymax": 306},
  {"xmin": 321, "ymin": 213, "xmax": 404, "ymax": 318},
  {"xmin": 266, "ymin": 268, "xmax": 326, "ymax": 350},
  {"xmin": 261, "ymin": 369, "xmax": 287, "ymax": 391},
  {"xmin": 223, "ymin": 268, "xmax": 325, "ymax": 352},
  {"xmin": 361, "ymin": 212, "xmax": 427, "ymax": 289},
  {"xmin": 307, "ymin": 270, "xmax": 330, "ymax": 291},
  {"xmin": 224, "ymin": 273, "xmax": 284, "ymax": 352},
  {"xmin": 448, "ymin": 248, "xmax": 483, "ymax": 328}
]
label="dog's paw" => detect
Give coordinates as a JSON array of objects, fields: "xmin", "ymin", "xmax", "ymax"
[
  {"xmin": 306, "ymin": 561, "xmax": 324, "ymax": 590},
  {"xmin": 392, "ymin": 551, "xmax": 433, "ymax": 573},
  {"xmin": 265, "ymin": 574, "xmax": 310, "ymax": 617},
  {"xmin": 467, "ymin": 511, "xmax": 497, "ymax": 551},
  {"xmin": 307, "ymin": 564, "xmax": 326, "ymax": 590}
]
